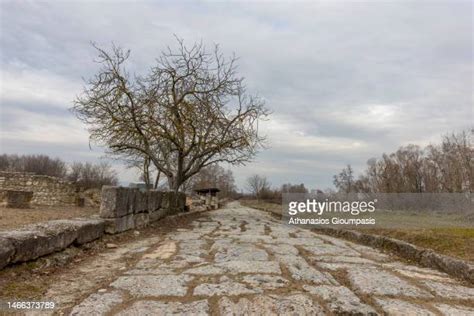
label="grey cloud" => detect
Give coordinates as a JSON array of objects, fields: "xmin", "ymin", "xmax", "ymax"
[{"xmin": 0, "ymin": 0, "xmax": 472, "ymax": 189}]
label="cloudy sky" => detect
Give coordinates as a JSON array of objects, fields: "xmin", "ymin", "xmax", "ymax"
[{"xmin": 1, "ymin": 0, "xmax": 472, "ymax": 191}]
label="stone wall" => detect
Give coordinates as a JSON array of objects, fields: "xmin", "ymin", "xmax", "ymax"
[
  {"xmin": 0, "ymin": 187, "xmax": 188, "ymax": 270},
  {"xmin": 0, "ymin": 172, "xmax": 78, "ymax": 206},
  {"xmin": 100, "ymin": 186, "xmax": 187, "ymax": 234}
]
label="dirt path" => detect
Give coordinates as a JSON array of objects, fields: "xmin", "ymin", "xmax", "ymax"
[{"xmin": 25, "ymin": 202, "xmax": 474, "ymax": 315}]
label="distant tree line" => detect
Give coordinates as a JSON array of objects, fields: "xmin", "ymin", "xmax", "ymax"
[
  {"xmin": 0, "ymin": 154, "xmax": 118, "ymax": 190},
  {"xmin": 245, "ymin": 174, "xmax": 308, "ymax": 202},
  {"xmin": 333, "ymin": 130, "xmax": 473, "ymax": 193}
]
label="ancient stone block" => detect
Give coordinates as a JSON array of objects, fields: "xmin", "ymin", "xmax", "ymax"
[
  {"xmin": 304, "ymin": 285, "xmax": 377, "ymax": 315},
  {"xmin": 70, "ymin": 291, "xmax": 124, "ymax": 316},
  {"xmin": 0, "ymin": 237, "xmax": 15, "ymax": 269},
  {"xmin": 218, "ymin": 294, "xmax": 325, "ymax": 315},
  {"xmin": 5, "ymin": 190, "xmax": 33, "ymax": 208},
  {"xmin": 194, "ymin": 281, "xmax": 261, "ymax": 296},
  {"xmin": 147, "ymin": 190, "xmax": 162, "ymax": 212},
  {"xmin": 104, "ymin": 214, "xmax": 135, "ymax": 234},
  {"xmin": 134, "ymin": 191, "xmax": 148, "ymax": 213},
  {"xmin": 117, "ymin": 300, "xmax": 209, "ymax": 315},
  {"xmin": 0, "ymin": 226, "xmax": 77, "ymax": 263},
  {"xmin": 149, "ymin": 208, "xmax": 168, "ymax": 222},
  {"xmin": 100, "ymin": 186, "xmax": 137, "ymax": 218},
  {"xmin": 73, "ymin": 219, "xmax": 106, "ymax": 244},
  {"xmin": 134, "ymin": 213, "xmax": 149, "ymax": 229},
  {"xmin": 110, "ymin": 275, "xmax": 193, "ymax": 297}
]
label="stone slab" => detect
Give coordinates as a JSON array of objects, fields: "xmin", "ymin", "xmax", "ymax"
[
  {"xmin": 374, "ymin": 298, "xmax": 436, "ymax": 316},
  {"xmin": 347, "ymin": 267, "xmax": 432, "ymax": 298},
  {"xmin": 193, "ymin": 281, "xmax": 260, "ymax": 296},
  {"xmin": 0, "ymin": 237, "xmax": 14, "ymax": 269},
  {"xmin": 218, "ymin": 294, "xmax": 325, "ymax": 315},
  {"xmin": 117, "ymin": 299, "xmax": 209, "ymax": 315},
  {"xmin": 70, "ymin": 290, "xmax": 123, "ymax": 316},
  {"xmin": 110, "ymin": 275, "xmax": 192, "ymax": 297},
  {"xmin": 304, "ymin": 285, "xmax": 377, "ymax": 315}
]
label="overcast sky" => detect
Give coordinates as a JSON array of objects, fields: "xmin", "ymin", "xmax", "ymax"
[{"xmin": 1, "ymin": 1, "xmax": 472, "ymax": 191}]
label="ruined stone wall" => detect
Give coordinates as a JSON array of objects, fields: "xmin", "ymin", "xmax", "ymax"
[
  {"xmin": 0, "ymin": 172, "xmax": 78, "ymax": 206},
  {"xmin": 100, "ymin": 186, "xmax": 187, "ymax": 233}
]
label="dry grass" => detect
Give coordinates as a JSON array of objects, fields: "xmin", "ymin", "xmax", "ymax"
[
  {"xmin": 0, "ymin": 205, "xmax": 99, "ymax": 230},
  {"xmin": 241, "ymin": 199, "xmax": 474, "ymax": 262}
]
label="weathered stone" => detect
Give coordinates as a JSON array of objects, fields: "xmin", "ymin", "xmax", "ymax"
[
  {"xmin": 149, "ymin": 208, "xmax": 168, "ymax": 222},
  {"xmin": 218, "ymin": 294, "xmax": 325, "ymax": 315},
  {"xmin": 215, "ymin": 244, "xmax": 268, "ymax": 262},
  {"xmin": 241, "ymin": 275, "xmax": 289, "ymax": 290},
  {"xmin": 262, "ymin": 243, "xmax": 299, "ymax": 255},
  {"xmin": 46, "ymin": 219, "xmax": 105, "ymax": 245},
  {"xmin": 194, "ymin": 281, "xmax": 260, "ymax": 296},
  {"xmin": 104, "ymin": 214, "xmax": 135, "ymax": 234},
  {"xmin": 134, "ymin": 190, "xmax": 148, "ymax": 213},
  {"xmin": 4, "ymin": 190, "xmax": 33, "ymax": 208},
  {"xmin": 312, "ymin": 255, "xmax": 376, "ymax": 264},
  {"xmin": 422, "ymin": 280, "xmax": 474, "ymax": 300},
  {"xmin": 276, "ymin": 255, "xmax": 337, "ymax": 285},
  {"xmin": 147, "ymin": 190, "xmax": 162, "ymax": 212},
  {"xmin": 0, "ymin": 237, "xmax": 15, "ymax": 269},
  {"xmin": 304, "ymin": 285, "xmax": 377, "ymax": 315},
  {"xmin": 111, "ymin": 275, "xmax": 192, "ymax": 297},
  {"xmin": 0, "ymin": 222, "xmax": 78, "ymax": 263},
  {"xmin": 72, "ymin": 218, "xmax": 105, "ymax": 244},
  {"xmin": 117, "ymin": 300, "xmax": 209, "ymax": 315},
  {"xmin": 435, "ymin": 303, "xmax": 474, "ymax": 315},
  {"xmin": 216, "ymin": 260, "xmax": 281, "ymax": 274},
  {"xmin": 347, "ymin": 267, "xmax": 432, "ymax": 298},
  {"xmin": 134, "ymin": 213, "xmax": 149, "ymax": 228},
  {"xmin": 70, "ymin": 290, "xmax": 123, "ymax": 315},
  {"xmin": 0, "ymin": 171, "xmax": 78, "ymax": 206},
  {"xmin": 184, "ymin": 265, "xmax": 226, "ymax": 275},
  {"xmin": 374, "ymin": 298, "xmax": 436, "ymax": 315},
  {"xmin": 302, "ymin": 244, "xmax": 361, "ymax": 257},
  {"xmin": 100, "ymin": 186, "xmax": 137, "ymax": 218},
  {"xmin": 142, "ymin": 241, "xmax": 176, "ymax": 260}
]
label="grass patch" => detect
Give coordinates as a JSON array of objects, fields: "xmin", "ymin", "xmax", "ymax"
[{"xmin": 241, "ymin": 199, "xmax": 474, "ymax": 262}]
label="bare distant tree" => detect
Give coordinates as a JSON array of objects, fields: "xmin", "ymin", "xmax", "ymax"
[
  {"xmin": 333, "ymin": 129, "xmax": 473, "ymax": 193},
  {"xmin": 246, "ymin": 174, "xmax": 270, "ymax": 200},
  {"xmin": 72, "ymin": 38, "xmax": 269, "ymax": 196},
  {"xmin": 333, "ymin": 164, "xmax": 355, "ymax": 193},
  {"xmin": 184, "ymin": 164, "xmax": 237, "ymax": 197},
  {"xmin": 0, "ymin": 154, "xmax": 67, "ymax": 178},
  {"xmin": 68, "ymin": 161, "xmax": 118, "ymax": 189}
]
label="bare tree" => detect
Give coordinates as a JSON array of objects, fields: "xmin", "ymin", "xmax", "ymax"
[
  {"xmin": 184, "ymin": 164, "xmax": 237, "ymax": 197},
  {"xmin": 72, "ymin": 38, "xmax": 269, "ymax": 196},
  {"xmin": 67, "ymin": 161, "xmax": 118, "ymax": 189},
  {"xmin": 334, "ymin": 129, "xmax": 474, "ymax": 193},
  {"xmin": 246, "ymin": 174, "xmax": 270, "ymax": 200},
  {"xmin": 333, "ymin": 164, "xmax": 355, "ymax": 193},
  {"xmin": 0, "ymin": 154, "xmax": 67, "ymax": 178}
]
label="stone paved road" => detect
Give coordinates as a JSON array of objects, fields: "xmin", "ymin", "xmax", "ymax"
[{"xmin": 70, "ymin": 202, "xmax": 474, "ymax": 315}]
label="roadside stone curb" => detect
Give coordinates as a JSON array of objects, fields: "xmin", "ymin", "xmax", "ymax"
[{"xmin": 313, "ymin": 227, "xmax": 474, "ymax": 284}]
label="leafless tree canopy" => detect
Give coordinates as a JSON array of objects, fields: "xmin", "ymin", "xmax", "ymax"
[
  {"xmin": 0, "ymin": 154, "xmax": 67, "ymax": 178},
  {"xmin": 183, "ymin": 164, "xmax": 237, "ymax": 198},
  {"xmin": 334, "ymin": 130, "xmax": 474, "ymax": 193},
  {"xmin": 67, "ymin": 161, "xmax": 118, "ymax": 189},
  {"xmin": 246, "ymin": 174, "xmax": 271, "ymax": 199},
  {"xmin": 72, "ymin": 38, "xmax": 269, "ymax": 192}
]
